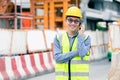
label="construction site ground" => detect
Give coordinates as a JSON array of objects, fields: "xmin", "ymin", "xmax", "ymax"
[{"xmin": 27, "ymin": 58, "xmax": 111, "ymax": 80}]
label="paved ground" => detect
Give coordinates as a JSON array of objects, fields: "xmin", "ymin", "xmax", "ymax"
[
  {"xmin": 90, "ymin": 58, "xmax": 111, "ymax": 80},
  {"xmin": 26, "ymin": 58, "xmax": 111, "ymax": 80}
]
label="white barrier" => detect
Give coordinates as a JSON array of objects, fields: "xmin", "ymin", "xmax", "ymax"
[
  {"xmin": 0, "ymin": 52, "xmax": 55, "ymax": 80},
  {"xmin": 27, "ymin": 30, "xmax": 47, "ymax": 53},
  {"xmin": 0, "ymin": 29, "xmax": 109, "ymax": 61},
  {"xmin": 44, "ymin": 30, "xmax": 56, "ymax": 50},
  {"xmin": 0, "ymin": 29, "xmax": 12, "ymax": 55},
  {"xmin": 86, "ymin": 30, "xmax": 108, "ymax": 60},
  {"xmin": 11, "ymin": 30, "xmax": 27, "ymax": 54}
]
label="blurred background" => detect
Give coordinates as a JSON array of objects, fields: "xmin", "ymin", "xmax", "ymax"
[{"xmin": 0, "ymin": 0, "xmax": 120, "ymax": 80}]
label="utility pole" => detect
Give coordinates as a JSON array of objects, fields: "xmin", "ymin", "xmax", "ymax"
[
  {"xmin": 80, "ymin": 0, "xmax": 89, "ymax": 30},
  {"xmin": 76, "ymin": 0, "xmax": 78, "ymax": 6}
]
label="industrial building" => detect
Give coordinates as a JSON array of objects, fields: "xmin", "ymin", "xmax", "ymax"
[{"xmin": 0, "ymin": 0, "xmax": 120, "ymax": 30}]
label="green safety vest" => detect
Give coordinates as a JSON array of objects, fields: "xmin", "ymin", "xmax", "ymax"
[{"xmin": 55, "ymin": 32, "xmax": 90, "ymax": 80}]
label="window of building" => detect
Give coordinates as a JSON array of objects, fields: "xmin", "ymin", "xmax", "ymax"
[
  {"xmin": 88, "ymin": 1, "xmax": 103, "ymax": 11},
  {"xmin": 87, "ymin": 19, "xmax": 97, "ymax": 31},
  {"xmin": 88, "ymin": 1, "xmax": 95, "ymax": 9}
]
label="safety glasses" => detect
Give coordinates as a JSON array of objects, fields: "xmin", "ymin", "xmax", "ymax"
[{"xmin": 67, "ymin": 18, "xmax": 81, "ymax": 24}]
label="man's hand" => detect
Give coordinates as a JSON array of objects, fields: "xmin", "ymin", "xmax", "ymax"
[{"xmin": 78, "ymin": 24, "xmax": 85, "ymax": 35}]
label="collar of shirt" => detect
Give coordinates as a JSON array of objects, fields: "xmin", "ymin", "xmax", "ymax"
[{"xmin": 67, "ymin": 31, "xmax": 78, "ymax": 38}]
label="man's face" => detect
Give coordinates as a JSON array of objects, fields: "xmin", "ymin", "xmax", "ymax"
[{"xmin": 66, "ymin": 16, "xmax": 81, "ymax": 32}]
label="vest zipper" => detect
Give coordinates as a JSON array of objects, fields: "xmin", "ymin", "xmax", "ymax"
[
  {"xmin": 68, "ymin": 35, "xmax": 76, "ymax": 80},
  {"xmin": 67, "ymin": 32, "xmax": 78, "ymax": 80},
  {"xmin": 68, "ymin": 60, "xmax": 71, "ymax": 80}
]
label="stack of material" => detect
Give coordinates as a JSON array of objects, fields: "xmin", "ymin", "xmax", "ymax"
[
  {"xmin": 107, "ymin": 23, "xmax": 120, "ymax": 80},
  {"xmin": 0, "ymin": 0, "xmax": 7, "ymax": 14},
  {"xmin": 108, "ymin": 23, "xmax": 120, "ymax": 51},
  {"xmin": 0, "ymin": 0, "xmax": 12, "ymax": 14},
  {"xmin": 108, "ymin": 52, "xmax": 120, "ymax": 80}
]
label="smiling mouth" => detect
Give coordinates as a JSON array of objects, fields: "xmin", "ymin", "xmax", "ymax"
[{"xmin": 70, "ymin": 25, "xmax": 77, "ymax": 29}]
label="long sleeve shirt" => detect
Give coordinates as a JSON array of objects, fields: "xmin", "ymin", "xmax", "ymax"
[{"xmin": 54, "ymin": 32, "xmax": 91, "ymax": 63}]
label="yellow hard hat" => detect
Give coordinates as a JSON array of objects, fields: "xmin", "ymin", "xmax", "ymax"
[{"xmin": 65, "ymin": 6, "xmax": 82, "ymax": 19}]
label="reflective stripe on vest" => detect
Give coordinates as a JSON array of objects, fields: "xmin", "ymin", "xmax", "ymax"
[{"xmin": 55, "ymin": 32, "xmax": 90, "ymax": 80}]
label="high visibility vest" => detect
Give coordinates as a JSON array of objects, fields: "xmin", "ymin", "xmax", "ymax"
[{"xmin": 55, "ymin": 32, "xmax": 90, "ymax": 80}]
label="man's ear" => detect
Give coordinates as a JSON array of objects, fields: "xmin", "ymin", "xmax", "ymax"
[
  {"xmin": 79, "ymin": 22, "xmax": 82, "ymax": 26},
  {"xmin": 79, "ymin": 19, "xmax": 83, "ymax": 26}
]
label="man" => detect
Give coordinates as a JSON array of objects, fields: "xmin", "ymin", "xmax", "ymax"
[{"xmin": 54, "ymin": 6, "xmax": 91, "ymax": 80}]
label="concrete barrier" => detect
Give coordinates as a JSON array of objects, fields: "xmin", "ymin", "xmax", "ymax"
[{"xmin": 0, "ymin": 52, "xmax": 55, "ymax": 80}]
